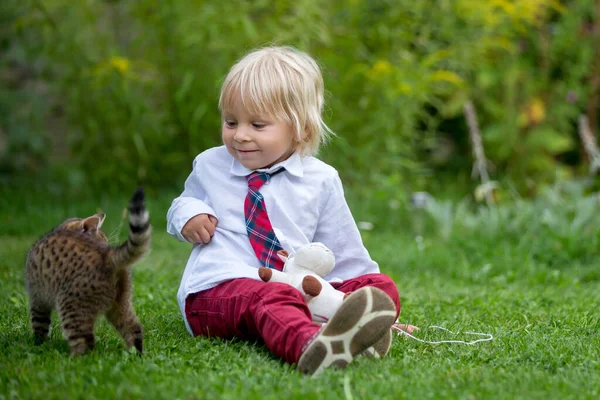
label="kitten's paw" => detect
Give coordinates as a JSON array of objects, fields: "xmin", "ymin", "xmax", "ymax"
[
  {"xmin": 68, "ymin": 333, "xmax": 95, "ymax": 356},
  {"xmin": 33, "ymin": 334, "xmax": 47, "ymax": 345},
  {"xmin": 134, "ymin": 337, "xmax": 143, "ymax": 354}
]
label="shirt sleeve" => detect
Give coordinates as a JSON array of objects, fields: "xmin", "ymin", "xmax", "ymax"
[
  {"xmin": 166, "ymin": 155, "xmax": 217, "ymax": 243},
  {"xmin": 312, "ymin": 173, "xmax": 380, "ymax": 280}
]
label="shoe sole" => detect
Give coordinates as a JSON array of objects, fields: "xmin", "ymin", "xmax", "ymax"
[
  {"xmin": 362, "ymin": 328, "xmax": 392, "ymax": 358},
  {"xmin": 297, "ymin": 286, "xmax": 396, "ymax": 376}
]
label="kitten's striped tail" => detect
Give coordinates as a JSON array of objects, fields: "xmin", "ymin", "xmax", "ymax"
[{"xmin": 109, "ymin": 188, "xmax": 151, "ymax": 270}]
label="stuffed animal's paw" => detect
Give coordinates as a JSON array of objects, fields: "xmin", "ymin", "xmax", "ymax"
[
  {"xmin": 258, "ymin": 267, "xmax": 272, "ymax": 282},
  {"xmin": 302, "ymin": 275, "xmax": 322, "ymax": 296}
]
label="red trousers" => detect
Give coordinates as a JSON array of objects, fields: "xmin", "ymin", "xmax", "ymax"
[{"xmin": 185, "ymin": 273, "xmax": 401, "ymax": 364}]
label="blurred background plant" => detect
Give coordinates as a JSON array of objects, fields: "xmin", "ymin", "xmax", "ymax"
[{"xmin": 1, "ymin": 0, "xmax": 598, "ymax": 204}]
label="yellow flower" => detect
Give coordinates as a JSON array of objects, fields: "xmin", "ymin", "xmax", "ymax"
[
  {"xmin": 518, "ymin": 97, "xmax": 546, "ymax": 127},
  {"xmin": 429, "ymin": 70, "xmax": 464, "ymax": 86},
  {"xmin": 370, "ymin": 60, "xmax": 393, "ymax": 78},
  {"xmin": 396, "ymin": 82, "xmax": 413, "ymax": 94},
  {"xmin": 109, "ymin": 57, "xmax": 131, "ymax": 74}
]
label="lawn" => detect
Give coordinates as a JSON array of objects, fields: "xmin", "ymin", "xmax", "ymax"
[{"xmin": 1, "ymin": 183, "xmax": 599, "ymax": 399}]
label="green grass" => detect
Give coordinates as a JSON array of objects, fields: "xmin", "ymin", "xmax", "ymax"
[{"xmin": 1, "ymin": 183, "xmax": 599, "ymax": 399}]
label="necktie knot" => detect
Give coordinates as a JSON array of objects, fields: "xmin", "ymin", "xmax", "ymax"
[{"xmin": 246, "ymin": 172, "xmax": 269, "ymax": 191}]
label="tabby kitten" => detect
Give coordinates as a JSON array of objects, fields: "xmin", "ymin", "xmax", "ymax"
[{"xmin": 25, "ymin": 188, "xmax": 151, "ymax": 356}]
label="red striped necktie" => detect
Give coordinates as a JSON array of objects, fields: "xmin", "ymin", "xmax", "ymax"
[{"xmin": 244, "ymin": 169, "xmax": 285, "ymax": 270}]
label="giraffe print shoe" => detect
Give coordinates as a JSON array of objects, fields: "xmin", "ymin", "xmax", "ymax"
[{"xmin": 297, "ymin": 286, "xmax": 396, "ymax": 376}]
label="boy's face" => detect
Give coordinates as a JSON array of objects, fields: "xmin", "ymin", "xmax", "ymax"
[{"xmin": 222, "ymin": 98, "xmax": 296, "ymax": 170}]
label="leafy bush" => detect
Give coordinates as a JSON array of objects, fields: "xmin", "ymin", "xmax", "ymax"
[
  {"xmin": 0, "ymin": 0, "xmax": 596, "ymax": 197},
  {"xmin": 415, "ymin": 179, "xmax": 600, "ymax": 273}
]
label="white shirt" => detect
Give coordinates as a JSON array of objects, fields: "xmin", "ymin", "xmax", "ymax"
[{"xmin": 167, "ymin": 145, "xmax": 379, "ymax": 334}]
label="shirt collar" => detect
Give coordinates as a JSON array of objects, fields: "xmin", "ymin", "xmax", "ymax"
[{"xmin": 229, "ymin": 151, "xmax": 304, "ymax": 178}]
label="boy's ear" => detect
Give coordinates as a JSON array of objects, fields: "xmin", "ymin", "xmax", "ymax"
[
  {"xmin": 277, "ymin": 249, "xmax": 289, "ymax": 263},
  {"xmin": 83, "ymin": 213, "xmax": 105, "ymax": 231}
]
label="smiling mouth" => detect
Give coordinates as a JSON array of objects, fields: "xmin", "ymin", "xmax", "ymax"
[{"xmin": 237, "ymin": 149, "xmax": 258, "ymax": 153}]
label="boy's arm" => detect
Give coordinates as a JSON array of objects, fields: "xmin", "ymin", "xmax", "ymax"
[
  {"xmin": 167, "ymin": 156, "xmax": 217, "ymax": 243},
  {"xmin": 312, "ymin": 173, "xmax": 380, "ymax": 279}
]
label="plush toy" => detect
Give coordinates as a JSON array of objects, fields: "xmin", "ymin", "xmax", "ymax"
[{"xmin": 258, "ymin": 242, "xmax": 348, "ymax": 323}]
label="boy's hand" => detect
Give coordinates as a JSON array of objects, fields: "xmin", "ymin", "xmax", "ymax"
[
  {"xmin": 393, "ymin": 323, "xmax": 420, "ymax": 335},
  {"xmin": 182, "ymin": 214, "xmax": 218, "ymax": 244}
]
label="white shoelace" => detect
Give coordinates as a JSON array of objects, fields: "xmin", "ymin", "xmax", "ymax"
[{"xmin": 392, "ymin": 324, "xmax": 494, "ymax": 345}]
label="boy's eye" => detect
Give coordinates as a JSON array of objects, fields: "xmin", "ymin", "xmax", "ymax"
[
  {"xmin": 225, "ymin": 121, "xmax": 237, "ymax": 128},
  {"xmin": 252, "ymin": 123, "xmax": 266, "ymax": 129}
]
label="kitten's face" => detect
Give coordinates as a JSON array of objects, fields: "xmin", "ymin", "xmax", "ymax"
[{"xmin": 59, "ymin": 214, "xmax": 108, "ymax": 243}]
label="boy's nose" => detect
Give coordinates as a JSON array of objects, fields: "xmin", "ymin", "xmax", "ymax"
[{"xmin": 233, "ymin": 127, "xmax": 252, "ymax": 142}]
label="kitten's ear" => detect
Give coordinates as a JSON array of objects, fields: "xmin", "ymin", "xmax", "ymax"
[{"xmin": 83, "ymin": 214, "xmax": 105, "ymax": 231}]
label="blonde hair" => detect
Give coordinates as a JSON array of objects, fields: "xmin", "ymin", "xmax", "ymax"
[{"xmin": 219, "ymin": 46, "xmax": 334, "ymax": 156}]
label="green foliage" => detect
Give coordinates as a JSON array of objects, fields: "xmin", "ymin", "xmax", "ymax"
[
  {"xmin": 415, "ymin": 179, "xmax": 600, "ymax": 274},
  {"xmin": 0, "ymin": 0, "xmax": 53, "ymax": 176},
  {"xmin": 460, "ymin": 0, "xmax": 594, "ymax": 190},
  {"xmin": 0, "ymin": 0, "xmax": 597, "ymax": 196}
]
